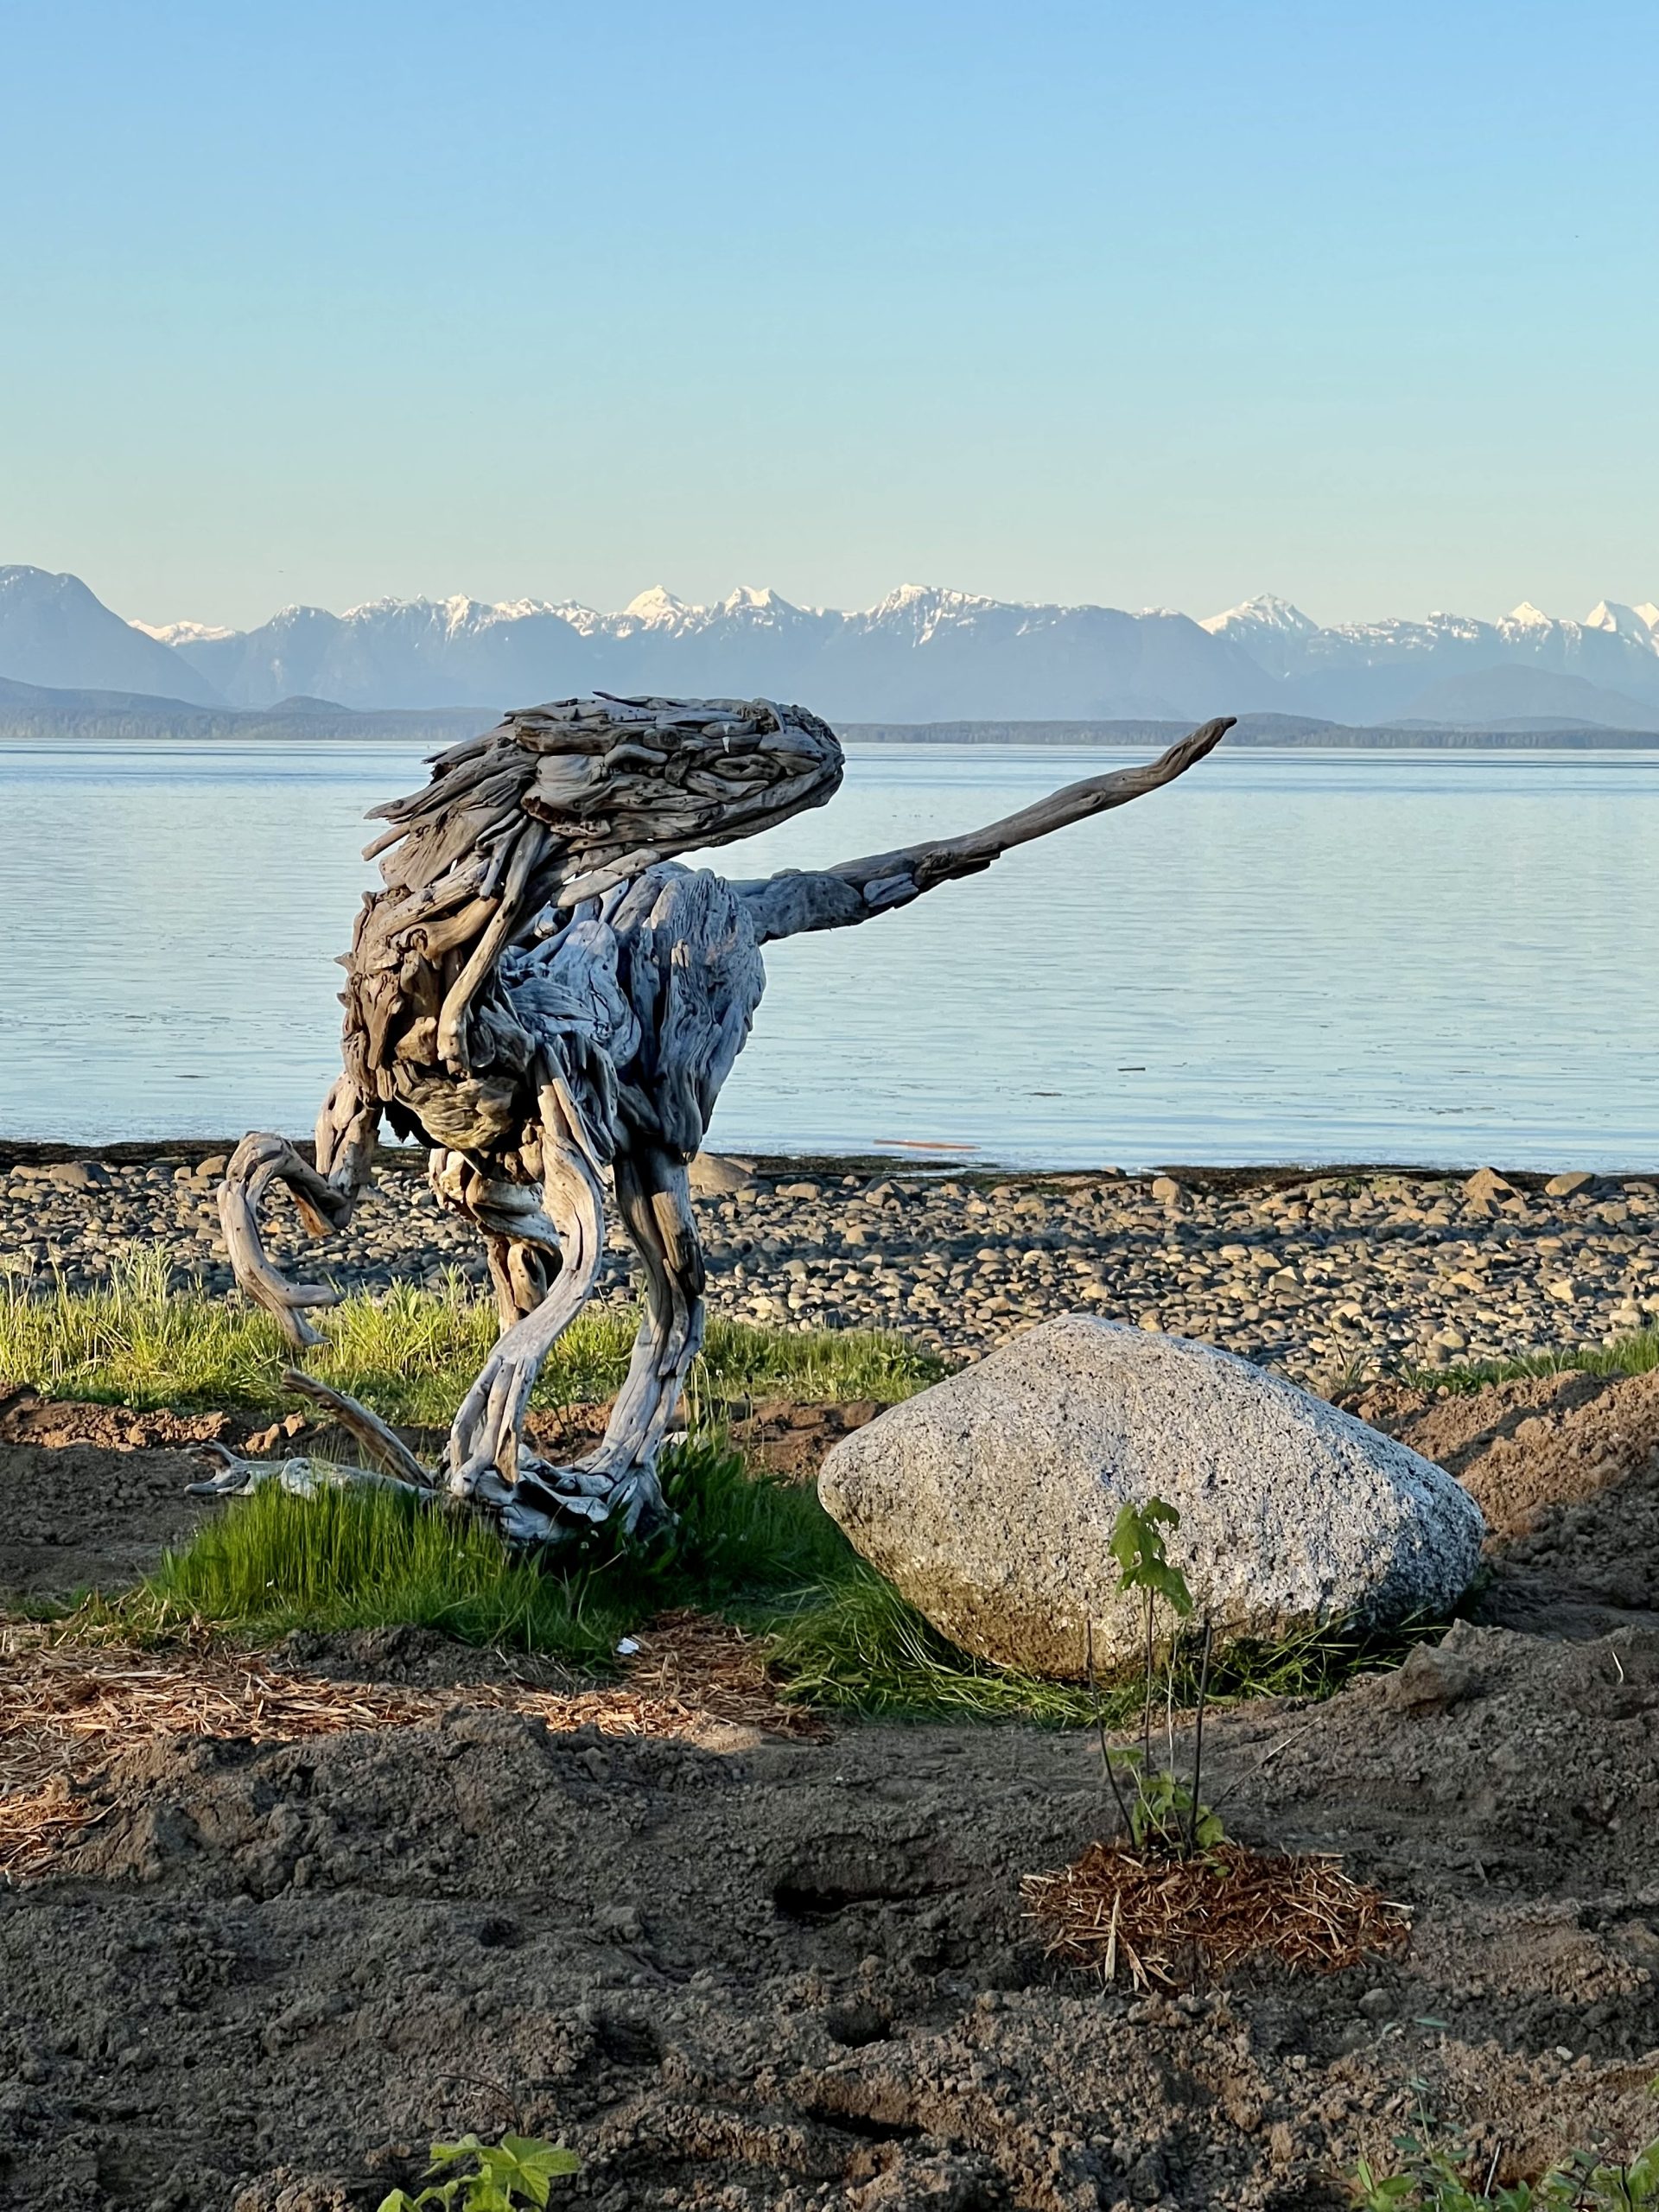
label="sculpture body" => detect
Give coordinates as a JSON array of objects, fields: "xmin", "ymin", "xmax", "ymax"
[{"xmin": 218, "ymin": 694, "xmax": 1232, "ymax": 1541}]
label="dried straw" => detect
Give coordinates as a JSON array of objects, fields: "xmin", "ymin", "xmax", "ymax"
[
  {"xmin": 0, "ymin": 1611, "xmax": 817, "ymax": 1884},
  {"xmin": 1022, "ymin": 1840, "xmax": 1410, "ymax": 1991}
]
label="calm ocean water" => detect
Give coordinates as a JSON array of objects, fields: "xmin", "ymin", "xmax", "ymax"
[{"xmin": 2, "ymin": 738, "xmax": 1655, "ymax": 1168}]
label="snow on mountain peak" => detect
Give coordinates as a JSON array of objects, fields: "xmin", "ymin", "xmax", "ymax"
[
  {"xmin": 1199, "ymin": 593, "xmax": 1317, "ymax": 637},
  {"xmin": 1583, "ymin": 600, "xmax": 1659, "ymax": 652},
  {"xmin": 877, "ymin": 582, "xmax": 985, "ymax": 613},
  {"xmin": 718, "ymin": 584, "xmax": 802, "ymax": 620},
  {"xmin": 860, "ymin": 582, "xmax": 1005, "ymax": 646},
  {"xmin": 130, "ymin": 618, "xmax": 236, "ymax": 647},
  {"xmin": 50, "ymin": 575, "xmax": 1659, "ymax": 722},
  {"xmin": 622, "ymin": 586, "xmax": 693, "ymax": 626},
  {"xmin": 475, "ymin": 596, "xmax": 592, "ymax": 631}
]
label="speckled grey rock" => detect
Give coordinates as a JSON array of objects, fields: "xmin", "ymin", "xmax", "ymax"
[
  {"xmin": 687, "ymin": 1152, "xmax": 760, "ymax": 1196},
  {"xmin": 817, "ymin": 1314, "xmax": 1486, "ymax": 1679}
]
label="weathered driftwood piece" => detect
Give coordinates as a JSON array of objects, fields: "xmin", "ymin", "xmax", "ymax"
[{"xmin": 220, "ymin": 696, "xmax": 1232, "ymax": 1543}]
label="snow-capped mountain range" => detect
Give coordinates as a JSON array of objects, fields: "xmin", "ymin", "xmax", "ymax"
[
  {"xmin": 126, "ymin": 582, "xmax": 1279, "ymax": 722},
  {"xmin": 3, "ymin": 565, "xmax": 1659, "ymax": 727},
  {"xmin": 1199, "ymin": 591, "xmax": 1659, "ymax": 723}
]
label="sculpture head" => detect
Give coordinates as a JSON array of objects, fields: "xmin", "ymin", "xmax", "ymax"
[
  {"xmin": 510, "ymin": 693, "xmax": 842, "ymax": 843},
  {"xmin": 353, "ymin": 691, "xmax": 844, "ymax": 1161},
  {"xmin": 381, "ymin": 692, "xmax": 844, "ymax": 907}
]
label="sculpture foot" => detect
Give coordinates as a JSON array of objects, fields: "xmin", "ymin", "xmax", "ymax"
[{"xmin": 488, "ymin": 1456, "xmax": 672, "ymax": 1548}]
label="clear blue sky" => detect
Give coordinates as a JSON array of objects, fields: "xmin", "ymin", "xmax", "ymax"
[{"xmin": 3, "ymin": 0, "xmax": 1655, "ymax": 631}]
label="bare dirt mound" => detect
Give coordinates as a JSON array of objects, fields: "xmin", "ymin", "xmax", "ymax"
[
  {"xmin": 3, "ymin": 1626, "xmax": 1658, "ymax": 2211},
  {"xmin": 0, "ymin": 1389, "xmax": 240, "ymax": 1454},
  {"xmin": 1341, "ymin": 1368, "xmax": 1659, "ymax": 1639},
  {"xmin": 0, "ymin": 1442, "xmax": 221, "ymax": 1602},
  {"xmin": 4, "ymin": 1366, "xmax": 1659, "ymax": 2208}
]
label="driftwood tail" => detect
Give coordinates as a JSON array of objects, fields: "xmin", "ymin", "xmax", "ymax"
[{"xmin": 741, "ymin": 716, "xmax": 1236, "ymax": 942}]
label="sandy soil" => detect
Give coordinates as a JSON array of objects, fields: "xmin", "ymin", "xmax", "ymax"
[{"xmin": 2, "ymin": 1372, "xmax": 1658, "ymax": 2211}]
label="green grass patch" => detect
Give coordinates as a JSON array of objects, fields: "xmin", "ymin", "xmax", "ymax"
[
  {"xmin": 0, "ymin": 1249, "xmax": 943, "ymax": 1422},
  {"xmin": 148, "ymin": 1478, "xmax": 626, "ymax": 1663},
  {"xmin": 137, "ymin": 1434, "xmax": 846, "ymax": 1657},
  {"xmin": 116, "ymin": 1441, "xmax": 1433, "ymax": 1725},
  {"xmin": 134, "ymin": 1434, "xmax": 861, "ymax": 1669},
  {"xmin": 1352, "ymin": 2128, "xmax": 1659, "ymax": 2208},
  {"xmin": 766, "ymin": 1570, "xmax": 1440, "ymax": 1725},
  {"xmin": 1409, "ymin": 1325, "xmax": 1659, "ymax": 1397},
  {"xmin": 765, "ymin": 1566, "xmax": 1105, "ymax": 1724}
]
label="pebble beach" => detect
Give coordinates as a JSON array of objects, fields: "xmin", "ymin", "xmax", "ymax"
[{"xmin": 3, "ymin": 1147, "xmax": 1656, "ymax": 1382}]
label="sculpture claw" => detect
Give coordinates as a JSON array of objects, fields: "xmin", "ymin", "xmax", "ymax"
[{"xmin": 186, "ymin": 1444, "xmax": 426, "ymax": 1501}]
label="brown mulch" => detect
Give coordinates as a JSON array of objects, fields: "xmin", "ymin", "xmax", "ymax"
[
  {"xmin": 622, "ymin": 1609, "xmax": 829, "ymax": 1742},
  {"xmin": 1022, "ymin": 1839, "xmax": 1411, "ymax": 1991},
  {"xmin": 0, "ymin": 1611, "xmax": 821, "ymax": 1884}
]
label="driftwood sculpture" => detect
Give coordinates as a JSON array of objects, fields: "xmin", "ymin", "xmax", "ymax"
[{"xmin": 213, "ymin": 695, "xmax": 1232, "ymax": 1542}]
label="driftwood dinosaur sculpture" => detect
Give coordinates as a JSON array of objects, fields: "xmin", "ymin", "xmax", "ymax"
[{"xmin": 212, "ymin": 695, "xmax": 1233, "ymax": 1542}]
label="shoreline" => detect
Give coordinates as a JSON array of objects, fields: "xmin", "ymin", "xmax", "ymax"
[
  {"xmin": 3, "ymin": 1137, "xmax": 1659, "ymax": 1185},
  {"xmin": 2, "ymin": 1147, "xmax": 1655, "ymax": 1385}
]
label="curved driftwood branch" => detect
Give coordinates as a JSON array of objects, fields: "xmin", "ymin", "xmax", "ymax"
[
  {"xmin": 739, "ymin": 717, "xmax": 1235, "ymax": 944},
  {"xmin": 217, "ymin": 1079, "xmax": 382, "ymax": 1349},
  {"xmin": 278, "ymin": 1368, "xmax": 436, "ymax": 1489}
]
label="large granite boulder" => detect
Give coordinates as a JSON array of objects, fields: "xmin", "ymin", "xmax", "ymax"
[{"xmin": 817, "ymin": 1316, "xmax": 1484, "ymax": 1678}]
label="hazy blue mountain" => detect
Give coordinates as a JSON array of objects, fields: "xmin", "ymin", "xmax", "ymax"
[
  {"xmin": 0, "ymin": 566, "xmax": 222, "ymax": 703},
  {"xmin": 156, "ymin": 581, "xmax": 1281, "ymax": 719},
  {"xmin": 2, "ymin": 668, "xmax": 1651, "ymax": 747},
  {"xmin": 845, "ymin": 712, "xmax": 1659, "ymax": 747},
  {"xmin": 7, "ymin": 563, "xmax": 1659, "ymax": 725},
  {"xmin": 1205, "ymin": 593, "xmax": 1659, "ymax": 718},
  {"xmin": 1395, "ymin": 663, "xmax": 1659, "ymax": 730},
  {"xmin": 0, "ymin": 672, "xmax": 486, "ymax": 744}
]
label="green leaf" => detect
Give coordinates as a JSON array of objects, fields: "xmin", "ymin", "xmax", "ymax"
[
  {"xmin": 1122, "ymin": 1764, "xmax": 1226, "ymax": 1854},
  {"xmin": 1193, "ymin": 1805, "xmax": 1227, "ymax": 1849},
  {"xmin": 495, "ymin": 2137, "xmax": 582, "ymax": 2200},
  {"xmin": 402, "ymin": 2132, "xmax": 582, "ymax": 2211},
  {"xmin": 428, "ymin": 2137, "xmax": 486, "ymax": 2173},
  {"xmin": 1348, "ymin": 2169, "xmax": 1416, "ymax": 2209},
  {"xmin": 1108, "ymin": 1499, "xmax": 1193, "ymax": 1616}
]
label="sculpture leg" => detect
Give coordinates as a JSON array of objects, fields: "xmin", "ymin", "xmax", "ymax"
[
  {"xmin": 485, "ymin": 1236, "xmax": 553, "ymax": 1331},
  {"xmin": 218, "ymin": 1077, "xmax": 382, "ymax": 1349},
  {"xmin": 453, "ymin": 1143, "xmax": 705, "ymax": 1546},
  {"xmin": 442, "ymin": 1085, "xmax": 608, "ymax": 1517},
  {"xmin": 585, "ymin": 1144, "xmax": 707, "ymax": 1484},
  {"xmin": 427, "ymin": 1147, "xmax": 563, "ymax": 1332}
]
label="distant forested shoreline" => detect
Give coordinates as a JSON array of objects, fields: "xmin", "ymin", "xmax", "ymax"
[
  {"xmin": 841, "ymin": 715, "xmax": 1659, "ymax": 748},
  {"xmin": 1, "ymin": 678, "xmax": 1656, "ymax": 750}
]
